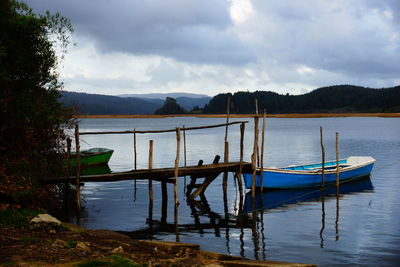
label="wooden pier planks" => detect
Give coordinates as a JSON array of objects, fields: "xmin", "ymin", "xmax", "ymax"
[{"xmin": 41, "ymin": 162, "xmax": 252, "ymax": 184}]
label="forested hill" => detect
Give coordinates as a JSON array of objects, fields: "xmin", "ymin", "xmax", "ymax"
[
  {"xmin": 60, "ymin": 91, "xmax": 212, "ymax": 115},
  {"xmin": 60, "ymin": 91, "xmax": 161, "ymax": 115},
  {"xmin": 203, "ymin": 85, "xmax": 400, "ymax": 114}
]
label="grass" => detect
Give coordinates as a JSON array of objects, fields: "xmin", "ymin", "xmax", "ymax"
[
  {"xmin": 66, "ymin": 240, "xmax": 78, "ymax": 248},
  {"xmin": 0, "ymin": 208, "xmax": 40, "ymax": 227},
  {"xmin": 1, "ymin": 263, "xmax": 17, "ymax": 266},
  {"xmin": 76, "ymin": 255, "xmax": 145, "ymax": 267},
  {"xmin": 20, "ymin": 236, "xmax": 40, "ymax": 245}
]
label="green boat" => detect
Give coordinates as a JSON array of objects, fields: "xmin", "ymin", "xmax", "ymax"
[{"xmin": 69, "ymin": 148, "xmax": 114, "ymax": 167}]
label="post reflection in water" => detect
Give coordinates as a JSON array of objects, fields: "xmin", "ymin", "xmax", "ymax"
[
  {"xmin": 124, "ymin": 175, "xmax": 372, "ymax": 261},
  {"xmin": 320, "ymin": 192, "xmax": 326, "ymax": 248},
  {"xmin": 251, "ymin": 209, "xmax": 259, "ymax": 260},
  {"xmin": 335, "ymin": 187, "xmax": 340, "ymax": 241}
]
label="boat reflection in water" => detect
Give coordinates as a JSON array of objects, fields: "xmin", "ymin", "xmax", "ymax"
[
  {"xmin": 242, "ymin": 176, "xmax": 374, "ymax": 213},
  {"xmin": 68, "ymin": 164, "xmax": 112, "ymax": 177},
  {"xmin": 80, "ymin": 164, "xmax": 112, "ymax": 176}
]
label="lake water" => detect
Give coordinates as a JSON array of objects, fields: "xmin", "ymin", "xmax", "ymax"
[{"xmin": 74, "ymin": 117, "xmax": 400, "ymax": 266}]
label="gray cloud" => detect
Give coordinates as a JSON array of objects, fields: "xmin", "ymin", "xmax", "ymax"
[
  {"xmin": 26, "ymin": 0, "xmax": 254, "ymax": 65},
  {"xmin": 246, "ymin": 0, "xmax": 400, "ymax": 78},
  {"xmin": 24, "ymin": 0, "xmax": 399, "ymax": 95}
]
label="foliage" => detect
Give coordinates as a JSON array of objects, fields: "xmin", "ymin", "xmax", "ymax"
[
  {"xmin": 0, "ymin": 0, "xmax": 74, "ymax": 209},
  {"xmin": 66, "ymin": 240, "xmax": 78, "ymax": 248},
  {"xmin": 202, "ymin": 85, "xmax": 400, "ymax": 114},
  {"xmin": 154, "ymin": 97, "xmax": 187, "ymax": 114},
  {"xmin": 0, "ymin": 208, "xmax": 40, "ymax": 226}
]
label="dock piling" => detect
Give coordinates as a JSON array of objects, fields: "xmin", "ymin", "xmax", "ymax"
[
  {"xmin": 174, "ymin": 127, "xmax": 181, "ymax": 242},
  {"xmin": 174, "ymin": 128, "xmax": 180, "ymax": 206},
  {"xmin": 223, "ymin": 96, "xmax": 231, "ymax": 194},
  {"xmin": 148, "ymin": 140, "xmax": 153, "ymax": 223},
  {"xmin": 133, "ymin": 129, "xmax": 137, "ymax": 170},
  {"xmin": 260, "ymin": 109, "xmax": 266, "ymax": 192},
  {"xmin": 255, "ymin": 99, "xmax": 260, "ymax": 167},
  {"xmin": 223, "ymin": 141, "xmax": 229, "ymax": 194},
  {"xmin": 336, "ymin": 132, "xmax": 339, "ymax": 187},
  {"xmin": 74, "ymin": 125, "xmax": 81, "ymax": 217},
  {"xmin": 183, "ymin": 126, "xmax": 187, "ymax": 167},
  {"xmin": 251, "ymin": 117, "xmax": 259, "ymax": 198},
  {"xmin": 320, "ymin": 127, "xmax": 325, "ymax": 187}
]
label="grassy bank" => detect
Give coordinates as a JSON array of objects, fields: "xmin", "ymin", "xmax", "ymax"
[{"xmin": 74, "ymin": 113, "xmax": 400, "ymax": 119}]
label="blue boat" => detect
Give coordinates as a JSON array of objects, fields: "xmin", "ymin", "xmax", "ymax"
[
  {"xmin": 242, "ymin": 176, "xmax": 373, "ymax": 213},
  {"xmin": 243, "ymin": 156, "xmax": 376, "ymax": 189}
]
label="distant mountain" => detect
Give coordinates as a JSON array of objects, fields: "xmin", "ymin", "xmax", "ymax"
[
  {"xmin": 59, "ymin": 91, "xmax": 162, "ymax": 115},
  {"xmin": 118, "ymin": 92, "xmax": 211, "ymax": 99},
  {"xmin": 60, "ymin": 85, "xmax": 400, "ymax": 115},
  {"xmin": 59, "ymin": 91, "xmax": 211, "ymax": 115},
  {"xmin": 203, "ymin": 85, "xmax": 400, "ymax": 114}
]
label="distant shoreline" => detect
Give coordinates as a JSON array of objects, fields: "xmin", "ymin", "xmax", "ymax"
[{"xmin": 74, "ymin": 113, "xmax": 400, "ymax": 119}]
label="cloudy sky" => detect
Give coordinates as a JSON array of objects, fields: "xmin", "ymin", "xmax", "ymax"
[{"xmin": 26, "ymin": 0, "xmax": 399, "ymax": 96}]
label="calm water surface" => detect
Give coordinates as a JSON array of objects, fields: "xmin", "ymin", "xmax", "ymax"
[{"xmin": 74, "ymin": 117, "xmax": 400, "ymax": 266}]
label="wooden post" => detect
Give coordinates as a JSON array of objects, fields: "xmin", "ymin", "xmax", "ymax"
[
  {"xmin": 260, "ymin": 109, "xmax": 266, "ymax": 192},
  {"xmin": 223, "ymin": 95, "xmax": 231, "ymax": 194},
  {"xmin": 174, "ymin": 128, "xmax": 181, "ymax": 206},
  {"xmin": 133, "ymin": 129, "xmax": 137, "ymax": 170},
  {"xmin": 64, "ymin": 138, "xmax": 72, "ymax": 208},
  {"xmin": 237, "ymin": 122, "xmax": 245, "ymax": 198},
  {"xmin": 224, "ymin": 96, "xmax": 231, "ymax": 143},
  {"xmin": 224, "ymin": 141, "xmax": 229, "ymax": 162},
  {"xmin": 239, "ymin": 122, "xmax": 245, "ymax": 175},
  {"xmin": 148, "ymin": 140, "xmax": 153, "ymax": 222},
  {"xmin": 255, "ymin": 99, "xmax": 260, "ymax": 167},
  {"xmin": 336, "ymin": 132, "xmax": 340, "ymax": 187},
  {"xmin": 251, "ymin": 117, "xmax": 259, "ymax": 198},
  {"xmin": 183, "ymin": 126, "xmax": 187, "ymax": 167},
  {"xmin": 66, "ymin": 137, "xmax": 72, "ymax": 175},
  {"xmin": 222, "ymin": 141, "xmax": 229, "ymax": 194},
  {"xmin": 133, "ymin": 129, "xmax": 137, "ymax": 198},
  {"xmin": 74, "ymin": 125, "xmax": 81, "ymax": 215},
  {"xmin": 320, "ymin": 127, "xmax": 325, "ymax": 187},
  {"xmin": 174, "ymin": 128, "xmax": 181, "ymax": 242}
]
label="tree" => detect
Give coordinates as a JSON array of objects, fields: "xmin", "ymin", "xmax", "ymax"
[
  {"xmin": 154, "ymin": 97, "xmax": 187, "ymax": 115},
  {"xmin": 0, "ymin": 0, "xmax": 74, "ymax": 207}
]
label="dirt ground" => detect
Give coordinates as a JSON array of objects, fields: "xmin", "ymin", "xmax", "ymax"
[
  {"xmin": 0, "ymin": 223, "xmax": 316, "ymax": 267},
  {"xmin": 0, "ymin": 223, "xmax": 224, "ymax": 266}
]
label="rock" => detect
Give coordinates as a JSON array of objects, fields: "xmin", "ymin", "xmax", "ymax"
[
  {"xmin": 29, "ymin": 214, "xmax": 61, "ymax": 226},
  {"xmin": 76, "ymin": 242, "xmax": 91, "ymax": 252},
  {"xmin": 111, "ymin": 246, "xmax": 124, "ymax": 254},
  {"xmin": 51, "ymin": 239, "xmax": 68, "ymax": 248}
]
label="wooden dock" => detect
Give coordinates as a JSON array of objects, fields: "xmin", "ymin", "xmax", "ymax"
[
  {"xmin": 41, "ymin": 161, "xmax": 252, "ymax": 183},
  {"xmin": 54, "ymin": 102, "xmax": 270, "ymax": 228}
]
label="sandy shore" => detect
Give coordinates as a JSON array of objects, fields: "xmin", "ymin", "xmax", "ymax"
[{"xmin": 74, "ymin": 113, "xmax": 400, "ymax": 119}]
